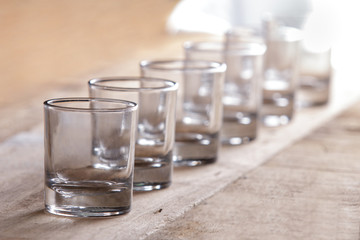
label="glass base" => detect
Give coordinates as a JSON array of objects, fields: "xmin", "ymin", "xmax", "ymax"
[
  {"xmin": 173, "ymin": 157, "xmax": 216, "ymax": 167},
  {"xmin": 133, "ymin": 181, "xmax": 171, "ymax": 191},
  {"xmin": 221, "ymin": 112, "xmax": 257, "ymax": 146},
  {"xmin": 262, "ymin": 114, "xmax": 291, "ymax": 127},
  {"xmin": 297, "ymin": 76, "xmax": 330, "ymax": 108},
  {"xmin": 297, "ymin": 99, "xmax": 329, "ymax": 108},
  {"xmin": 262, "ymin": 88, "xmax": 294, "ymax": 127},
  {"xmin": 133, "ymin": 155, "xmax": 172, "ymax": 191},
  {"xmin": 45, "ymin": 205, "xmax": 130, "ymax": 217},
  {"xmin": 44, "ymin": 180, "xmax": 132, "ymax": 218},
  {"xmin": 221, "ymin": 136, "xmax": 255, "ymax": 145},
  {"xmin": 173, "ymin": 132, "xmax": 219, "ymax": 167}
]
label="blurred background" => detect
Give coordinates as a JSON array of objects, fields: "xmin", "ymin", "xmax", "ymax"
[
  {"xmin": 0, "ymin": 0, "xmax": 359, "ymax": 108},
  {"xmin": 0, "ymin": 0, "xmax": 182, "ymax": 107},
  {"xmin": 167, "ymin": 0, "xmax": 360, "ymax": 71}
]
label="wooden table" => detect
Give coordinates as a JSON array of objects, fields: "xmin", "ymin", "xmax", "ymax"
[
  {"xmin": 149, "ymin": 102, "xmax": 360, "ymax": 240},
  {"xmin": 1, "ymin": 1, "xmax": 360, "ymax": 239}
]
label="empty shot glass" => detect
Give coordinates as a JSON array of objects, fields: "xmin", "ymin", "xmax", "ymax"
[
  {"xmin": 297, "ymin": 45, "xmax": 332, "ymax": 107},
  {"xmin": 89, "ymin": 77, "xmax": 178, "ymax": 191},
  {"xmin": 263, "ymin": 14, "xmax": 333, "ymax": 108},
  {"xmin": 140, "ymin": 60, "xmax": 226, "ymax": 166},
  {"xmin": 261, "ymin": 23, "xmax": 303, "ymax": 127},
  {"xmin": 184, "ymin": 40, "xmax": 266, "ymax": 145},
  {"xmin": 44, "ymin": 98, "xmax": 137, "ymax": 217}
]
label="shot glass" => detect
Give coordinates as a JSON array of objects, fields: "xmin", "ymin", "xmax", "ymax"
[
  {"xmin": 184, "ymin": 40, "xmax": 266, "ymax": 145},
  {"xmin": 89, "ymin": 77, "xmax": 178, "ymax": 191},
  {"xmin": 140, "ymin": 60, "xmax": 226, "ymax": 166},
  {"xmin": 297, "ymin": 45, "xmax": 332, "ymax": 107},
  {"xmin": 263, "ymin": 14, "xmax": 333, "ymax": 108},
  {"xmin": 44, "ymin": 98, "xmax": 137, "ymax": 217},
  {"xmin": 261, "ymin": 24, "xmax": 303, "ymax": 127}
]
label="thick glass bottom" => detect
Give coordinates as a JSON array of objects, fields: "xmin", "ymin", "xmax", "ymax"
[
  {"xmin": 297, "ymin": 77, "xmax": 330, "ymax": 108},
  {"xmin": 262, "ymin": 90, "xmax": 294, "ymax": 127},
  {"xmin": 133, "ymin": 155, "xmax": 172, "ymax": 191},
  {"xmin": 262, "ymin": 114, "xmax": 292, "ymax": 127},
  {"xmin": 45, "ymin": 205, "xmax": 130, "ymax": 217},
  {"xmin": 44, "ymin": 178, "xmax": 132, "ymax": 217},
  {"xmin": 133, "ymin": 181, "xmax": 171, "ymax": 191},
  {"xmin": 221, "ymin": 112, "xmax": 257, "ymax": 145},
  {"xmin": 173, "ymin": 132, "xmax": 219, "ymax": 167},
  {"xmin": 173, "ymin": 157, "xmax": 216, "ymax": 167},
  {"xmin": 222, "ymin": 136, "xmax": 256, "ymax": 145}
]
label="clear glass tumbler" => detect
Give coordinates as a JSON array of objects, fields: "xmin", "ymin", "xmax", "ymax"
[
  {"xmin": 140, "ymin": 60, "xmax": 226, "ymax": 166},
  {"xmin": 184, "ymin": 40, "xmax": 266, "ymax": 145},
  {"xmin": 261, "ymin": 24, "xmax": 303, "ymax": 127},
  {"xmin": 89, "ymin": 77, "xmax": 178, "ymax": 191},
  {"xmin": 297, "ymin": 45, "xmax": 332, "ymax": 107},
  {"xmin": 262, "ymin": 12, "xmax": 333, "ymax": 108},
  {"xmin": 44, "ymin": 98, "xmax": 137, "ymax": 217}
]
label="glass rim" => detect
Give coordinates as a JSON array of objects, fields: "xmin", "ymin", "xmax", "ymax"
[
  {"xmin": 184, "ymin": 41, "xmax": 266, "ymax": 56},
  {"xmin": 43, "ymin": 97, "xmax": 138, "ymax": 112},
  {"xmin": 139, "ymin": 59, "xmax": 227, "ymax": 73},
  {"xmin": 88, "ymin": 77, "xmax": 178, "ymax": 92}
]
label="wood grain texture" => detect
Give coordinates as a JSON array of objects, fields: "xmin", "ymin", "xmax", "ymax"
[{"xmin": 147, "ymin": 102, "xmax": 360, "ymax": 240}]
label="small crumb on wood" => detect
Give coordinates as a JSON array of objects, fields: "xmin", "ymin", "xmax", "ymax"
[{"xmin": 154, "ymin": 208, "xmax": 163, "ymax": 214}]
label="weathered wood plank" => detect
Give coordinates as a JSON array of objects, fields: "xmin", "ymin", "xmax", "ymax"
[
  {"xmin": 147, "ymin": 101, "xmax": 360, "ymax": 240},
  {"xmin": 0, "ymin": 82, "xmax": 359, "ymax": 239}
]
